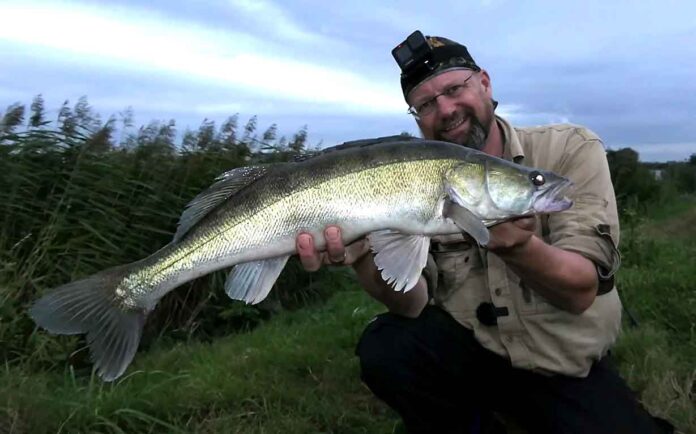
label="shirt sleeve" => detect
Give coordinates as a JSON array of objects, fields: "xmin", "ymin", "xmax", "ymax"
[{"xmin": 546, "ymin": 130, "xmax": 621, "ymax": 282}]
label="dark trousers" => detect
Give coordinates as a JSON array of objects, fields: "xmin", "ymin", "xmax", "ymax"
[{"xmin": 355, "ymin": 305, "xmax": 673, "ymax": 434}]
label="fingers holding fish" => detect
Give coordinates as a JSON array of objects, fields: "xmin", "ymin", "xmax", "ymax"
[
  {"xmin": 324, "ymin": 226, "xmax": 346, "ymax": 264},
  {"xmin": 322, "ymin": 227, "xmax": 372, "ymax": 266},
  {"xmin": 338, "ymin": 237, "xmax": 371, "ymax": 266},
  {"xmin": 487, "ymin": 216, "xmax": 537, "ymax": 252},
  {"xmin": 296, "ymin": 230, "xmax": 342, "ymax": 271},
  {"xmin": 297, "ymin": 232, "xmax": 323, "ymax": 271},
  {"xmin": 296, "ymin": 226, "xmax": 371, "ymax": 270}
]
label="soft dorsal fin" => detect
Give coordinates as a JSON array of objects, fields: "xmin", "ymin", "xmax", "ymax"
[
  {"xmin": 173, "ymin": 165, "xmax": 270, "ymax": 242},
  {"xmin": 293, "ymin": 135, "xmax": 421, "ymax": 162}
]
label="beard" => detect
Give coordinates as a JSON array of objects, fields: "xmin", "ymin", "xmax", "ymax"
[
  {"xmin": 430, "ymin": 98, "xmax": 495, "ymax": 150},
  {"xmin": 460, "ymin": 116, "xmax": 488, "ymax": 150}
]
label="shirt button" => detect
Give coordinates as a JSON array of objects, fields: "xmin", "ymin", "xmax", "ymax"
[
  {"xmin": 494, "ymin": 288, "xmax": 502, "ymax": 296},
  {"xmin": 504, "ymin": 335, "xmax": 514, "ymax": 343}
]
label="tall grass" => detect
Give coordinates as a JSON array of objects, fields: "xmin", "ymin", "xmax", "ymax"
[
  {"xmin": 612, "ymin": 198, "xmax": 696, "ymax": 433},
  {"xmin": 0, "ymin": 128, "xmax": 340, "ymax": 372}
]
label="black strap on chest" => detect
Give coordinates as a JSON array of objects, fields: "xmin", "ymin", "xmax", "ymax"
[{"xmin": 476, "ymin": 302, "xmax": 509, "ymax": 326}]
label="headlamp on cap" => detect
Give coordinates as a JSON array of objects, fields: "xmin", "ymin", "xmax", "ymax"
[
  {"xmin": 393, "ymin": 30, "xmax": 482, "ymax": 101},
  {"xmin": 391, "ymin": 31, "xmax": 435, "ymax": 77}
]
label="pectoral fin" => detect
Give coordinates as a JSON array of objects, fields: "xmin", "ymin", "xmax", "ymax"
[
  {"xmin": 225, "ymin": 256, "xmax": 290, "ymax": 304},
  {"xmin": 367, "ymin": 230, "xmax": 430, "ymax": 293},
  {"xmin": 443, "ymin": 201, "xmax": 490, "ymax": 247}
]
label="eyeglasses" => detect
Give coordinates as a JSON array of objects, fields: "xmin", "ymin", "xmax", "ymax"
[{"xmin": 407, "ymin": 72, "xmax": 476, "ymax": 119}]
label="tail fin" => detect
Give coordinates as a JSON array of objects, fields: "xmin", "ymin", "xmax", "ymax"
[{"xmin": 29, "ymin": 265, "xmax": 147, "ymax": 381}]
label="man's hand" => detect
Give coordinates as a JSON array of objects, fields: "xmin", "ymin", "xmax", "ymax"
[
  {"xmin": 295, "ymin": 225, "xmax": 428, "ymax": 318},
  {"xmin": 484, "ymin": 216, "xmax": 599, "ymax": 314},
  {"xmin": 486, "ymin": 216, "xmax": 536, "ymax": 253},
  {"xmin": 296, "ymin": 226, "xmax": 371, "ymax": 271}
]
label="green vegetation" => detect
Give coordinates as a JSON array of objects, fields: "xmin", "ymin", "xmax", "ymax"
[
  {"xmin": 1, "ymin": 98, "xmax": 695, "ymax": 432},
  {"xmin": 0, "ymin": 98, "xmax": 327, "ymax": 373},
  {"xmin": 612, "ymin": 199, "xmax": 696, "ymax": 433}
]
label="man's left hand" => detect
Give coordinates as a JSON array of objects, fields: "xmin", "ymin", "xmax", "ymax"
[{"xmin": 486, "ymin": 216, "xmax": 536, "ymax": 253}]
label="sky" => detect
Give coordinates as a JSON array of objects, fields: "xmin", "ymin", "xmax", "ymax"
[{"xmin": 0, "ymin": 0, "xmax": 695, "ymax": 161}]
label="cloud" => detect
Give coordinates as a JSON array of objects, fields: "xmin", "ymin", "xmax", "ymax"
[
  {"xmin": 2, "ymin": 0, "xmax": 694, "ymax": 162},
  {"xmin": 0, "ymin": 0, "xmax": 404, "ymax": 114},
  {"xmin": 226, "ymin": 0, "xmax": 317, "ymax": 43}
]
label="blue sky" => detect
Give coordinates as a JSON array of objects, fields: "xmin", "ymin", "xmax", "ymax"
[{"xmin": 1, "ymin": 0, "xmax": 695, "ymax": 161}]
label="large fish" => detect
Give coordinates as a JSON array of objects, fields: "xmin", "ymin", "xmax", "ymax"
[{"xmin": 30, "ymin": 136, "xmax": 573, "ymax": 381}]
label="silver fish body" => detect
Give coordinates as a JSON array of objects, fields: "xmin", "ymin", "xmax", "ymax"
[{"xmin": 30, "ymin": 136, "xmax": 573, "ymax": 381}]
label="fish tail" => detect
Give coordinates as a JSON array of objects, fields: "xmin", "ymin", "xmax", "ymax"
[{"xmin": 29, "ymin": 264, "xmax": 147, "ymax": 381}]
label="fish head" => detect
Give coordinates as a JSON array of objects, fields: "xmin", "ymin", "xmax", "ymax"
[{"xmin": 445, "ymin": 155, "xmax": 573, "ymax": 220}]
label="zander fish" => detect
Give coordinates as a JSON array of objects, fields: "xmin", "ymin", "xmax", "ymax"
[{"xmin": 30, "ymin": 135, "xmax": 573, "ymax": 381}]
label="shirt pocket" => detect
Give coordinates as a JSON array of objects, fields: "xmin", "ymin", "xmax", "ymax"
[{"xmin": 431, "ymin": 241, "xmax": 476, "ymax": 302}]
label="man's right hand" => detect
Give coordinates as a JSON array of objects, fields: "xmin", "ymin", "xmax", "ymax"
[
  {"xmin": 295, "ymin": 225, "xmax": 428, "ymax": 318},
  {"xmin": 296, "ymin": 226, "xmax": 371, "ymax": 271}
]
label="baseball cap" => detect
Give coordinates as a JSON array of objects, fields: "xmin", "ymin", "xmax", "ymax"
[{"xmin": 394, "ymin": 31, "xmax": 481, "ymax": 100}]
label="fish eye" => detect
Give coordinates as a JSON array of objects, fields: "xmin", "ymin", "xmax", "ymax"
[{"xmin": 530, "ymin": 171, "xmax": 545, "ymax": 186}]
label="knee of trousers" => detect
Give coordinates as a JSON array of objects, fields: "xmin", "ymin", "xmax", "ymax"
[{"xmin": 354, "ymin": 317, "xmax": 414, "ymax": 392}]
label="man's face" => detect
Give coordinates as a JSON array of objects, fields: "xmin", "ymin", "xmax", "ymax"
[{"xmin": 407, "ymin": 69, "xmax": 495, "ymax": 149}]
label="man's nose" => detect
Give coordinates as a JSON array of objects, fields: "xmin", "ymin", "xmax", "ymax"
[{"xmin": 435, "ymin": 95, "xmax": 458, "ymax": 117}]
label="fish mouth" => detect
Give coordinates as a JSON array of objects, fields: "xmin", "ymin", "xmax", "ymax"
[{"xmin": 533, "ymin": 180, "xmax": 574, "ymax": 213}]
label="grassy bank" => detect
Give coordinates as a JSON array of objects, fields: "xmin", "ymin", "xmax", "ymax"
[
  {"xmin": 612, "ymin": 198, "xmax": 696, "ymax": 433},
  {"xmin": 2, "ymin": 290, "xmax": 397, "ymax": 433}
]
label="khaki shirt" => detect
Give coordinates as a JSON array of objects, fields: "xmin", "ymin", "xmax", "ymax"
[{"xmin": 426, "ymin": 115, "xmax": 623, "ymax": 378}]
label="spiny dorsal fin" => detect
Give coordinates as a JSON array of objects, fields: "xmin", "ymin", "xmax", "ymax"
[{"xmin": 173, "ymin": 166, "xmax": 270, "ymax": 242}]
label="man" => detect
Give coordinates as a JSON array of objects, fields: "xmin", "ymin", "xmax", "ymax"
[{"xmin": 296, "ymin": 32, "xmax": 673, "ymax": 434}]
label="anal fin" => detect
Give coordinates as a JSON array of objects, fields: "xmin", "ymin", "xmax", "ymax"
[{"xmin": 225, "ymin": 256, "xmax": 290, "ymax": 304}]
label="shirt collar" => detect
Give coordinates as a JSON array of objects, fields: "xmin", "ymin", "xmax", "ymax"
[{"xmin": 496, "ymin": 115, "xmax": 525, "ymax": 164}]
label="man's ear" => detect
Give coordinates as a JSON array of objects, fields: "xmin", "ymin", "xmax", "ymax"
[{"xmin": 479, "ymin": 69, "xmax": 493, "ymax": 97}]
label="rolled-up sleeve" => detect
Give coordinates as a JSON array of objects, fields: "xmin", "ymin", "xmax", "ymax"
[{"xmin": 547, "ymin": 133, "xmax": 621, "ymax": 280}]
